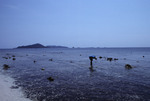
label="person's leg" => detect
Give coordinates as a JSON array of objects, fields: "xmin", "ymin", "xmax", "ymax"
[{"xmin": 90, "ymin": 60, "xmax": 93, "ymax": 66}]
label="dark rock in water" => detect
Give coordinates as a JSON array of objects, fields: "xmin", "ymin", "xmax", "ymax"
[
  {"xmin": 80, "ymin": 54, "xmax": 82, "ymax": 56},
  {"xmin": 3, "ymin": 64, "xmax": 10, "ymax": 70},
  {"xmin": 49, "ymin": 59, "xmax": 53, "ymax": 61},
  {"xmin": 114, "ymin": 58, "xmax": 118, "ymax": 60},
  {"xmin": 124, "ymin": 58, "xmax": 126, "ymax": 60},
  {"xmin": 47, "ymin": 77, "xmax": 54, "ymax": 81},
  {"xmin": 12, "ymin": 58, "xmax": 16, "ymax": 60},
  {"xmin": 12, "ymin": 55, "xmax": 15, "ymax": 57},
  {"xmin": 125, "ymin": 64, "xmax": 133, "ymax": 69},
  {"xmin": 2, "ymin": 57, "xmax": 8, "ymax": 59},
  {"xmin": 41, "ymin": 68, "xmax": 45, "ymax": 70},
  {"xmin": 99, "ymin": 56, "xmax": 102, "ymax": 59},
  {"xmin": 33, "ymin": 60, "xmax": 36, "ymax": 63},
  {"xmin": 107, "ymin": 58, "xmax": 113, "ymax": 61},
  {"xmin": 143, "ymin": 56, "xmax": 145, "ymax": 58},
  {"xmin": 6, "ymin": 53, "xmax": 10, "ymax": 55},
  {"xmin": 10, "ymin": 86, "xmax": 19, "ymax": 89},
  {"xmin": 70, "ymin": 61, "xmax": 73, "ymax": 63}
]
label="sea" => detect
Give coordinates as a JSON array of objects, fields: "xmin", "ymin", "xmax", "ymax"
[{"xmin": 0, "ymin": 48, "xmax": 150, "ymax": 101}]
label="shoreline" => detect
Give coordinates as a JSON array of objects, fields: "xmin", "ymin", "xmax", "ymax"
[{"xmin": 0, "ymin": 73, "xmax": 31, "ymax": 101}]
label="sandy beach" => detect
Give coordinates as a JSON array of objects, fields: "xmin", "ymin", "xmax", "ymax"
[{"xmin": 0, "ymin": 73, "xmax": 31, "ymax": 101}]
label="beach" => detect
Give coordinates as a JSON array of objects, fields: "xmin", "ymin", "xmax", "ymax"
[{"xmin": 0, "ymin": 73, "xmax": 31, "ymax": 101}]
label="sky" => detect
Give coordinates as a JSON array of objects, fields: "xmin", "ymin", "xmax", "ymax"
[{"xmin": 0, "ymin": 0, "xmax": 150, "ymax": 48}]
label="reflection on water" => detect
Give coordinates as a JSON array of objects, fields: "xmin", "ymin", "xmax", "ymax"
[
  {"xmin": 0, "ymin": 48, "xmax": 150, "ymax": 101},
  {"xmin": 89, "ymin": 66, "xmax": 96, "ymax": 72}
]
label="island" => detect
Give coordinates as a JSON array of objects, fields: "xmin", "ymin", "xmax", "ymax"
[
  {"xmin": 46, "ymin": 45, "xmax": 68, "ymax": 48},
  {"xmin": 17, "ymin": 43, "xmax": 68, "ymax": 48}
]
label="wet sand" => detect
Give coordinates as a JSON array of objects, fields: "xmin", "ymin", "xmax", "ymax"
[{"xmin": 0, "ymin": 74, "xmax": 31, "ymax": 101}]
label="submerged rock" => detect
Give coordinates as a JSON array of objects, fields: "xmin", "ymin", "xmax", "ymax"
[
  {"xmin": 41, "ymin": 68, "xmax": 45, "ymax": 70},
  {"xmin": 33, "ymin": 60, "xmax": 36, "ymax": 63},
  {"xmin": 70, "ymin": 61, "xmax": 73, "ymax": 63},
  {"xmin": 6, "ymin": 53, "xmax": 10, "ymax": 55},
  {"xmin": 114, "ymin": 58, "xmax": 118, "ymax": 60},
  {"xmin": 12, "ymin": 58, "xmax": 16, "ymax": 60},
  {"xmin": 49, "ymin": 59, "xmax": 53, "ymax": 61},
  {"xmin": 12, "ymin": 55, "xmax": 15, "ymax": 57},
  {"xmin": 143, "ymin": 56, "xmax": 145, "ymax": 58},
  {"xmin": 125, "ymin": 64, "xmax": 133, "ymax": 69},
  {"xmin": 3, "ymin": 64, "xmax": 10, "ymax": 70},
  {"xmin": 107, "ymin": 58, "xmax": 113, "ymax": 61},
  {"xmin": 99, "ymin": 56, "xmax": 102, "ymax": 59},
  {"xmin": 10, "ymin": 86, "xmax": 19, "ymax": 89},
  {"xmin": 47, "ymin": 77, "xmax": 54, "ymax": 81},
  {"xmin": 2, "ymin": 57, "xmax": 8, "ymax": 59}
]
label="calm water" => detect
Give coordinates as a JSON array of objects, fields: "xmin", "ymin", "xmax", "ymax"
[{"xmin": 0, "ymin": 48, "xmax": 150, "ymax": 101}]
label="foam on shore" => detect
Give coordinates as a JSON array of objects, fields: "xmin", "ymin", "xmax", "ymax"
[{"xmin": 0, "ymin": 74, "xmax": 31, "ymax": 101}]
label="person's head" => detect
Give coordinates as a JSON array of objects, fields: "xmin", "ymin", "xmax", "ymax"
[{"xmin": 94, "ymin": 57, "xmax": 97, "ymax": 60}]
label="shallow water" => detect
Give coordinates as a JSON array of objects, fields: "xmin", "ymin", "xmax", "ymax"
[{"xmin": 0, "ymin": 48, "xmax": 150, "ymax": 101}]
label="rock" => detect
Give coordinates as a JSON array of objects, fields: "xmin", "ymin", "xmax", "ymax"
[
  {"xmin": 70, "ymin": 61, "xmax": 73, "ymax": 63},
  {"xmin": 107, "ymin": 58, "xmax": 113, "ymax": 61},
  {"xmin": 2, "ymin": 57, "xmax": 8, "ymax": 59},
  {"xmin": 33, "ymin": 60, "xmax": 36, "ymax": 63},
  {"xmin": 41, "ymin": 68, "xmax": 45, "ymax": 70},
  {"xmin": 114, "ymin": 58, "xmax": 118, "ymax": 60},
  {"xmin": 47, "ymin": 77, "xmax": 54, "ymax": 81},
  {"xmin": 49, "ymin": 59, "xmax": 53, "ymax": 61},
  {"xmin": 12, "ymin": 55, "xmax": 15, "ymax": 57},
  {"xmin": 3, "ymin": 64, "xmax": 10, "ymax": 70},
  {"xmin": 6, "ymin": 53, "xmax": 10, "ymax": 55},
  {"xmin": 99, "ymin": 56, "xmax": 102, "ymax": 59},
  {"xmin": 143, "ymin": 56, "xmax": 145, "ymax": 58},
  {"xmin": 10, "ymin": 86, "xmax": 19, "ymax": 89},
  {"xmin": 125, "ymin": 64, "xmax": 133, "ymax": 69},
  {"xmin": 12, "ymin": 58, "xmax": 16, "ymax": 60},
  {"xmin": 80, "ymin": 54, "xmax": 82, "ymax": 56}
]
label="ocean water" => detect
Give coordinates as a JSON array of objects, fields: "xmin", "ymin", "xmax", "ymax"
[{"xmin": 0, "ymin": 48, "xmax": 150, "ymax": 101}]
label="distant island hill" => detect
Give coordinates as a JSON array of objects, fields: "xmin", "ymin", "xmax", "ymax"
[{"xmin": 17, "ymin": 43, "xmax": 68, "ymax": 48}]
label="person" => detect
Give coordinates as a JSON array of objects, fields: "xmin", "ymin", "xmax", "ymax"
[{"xmin": 89, "ymin": 56, "xmax": 97, "ymax": 66}]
